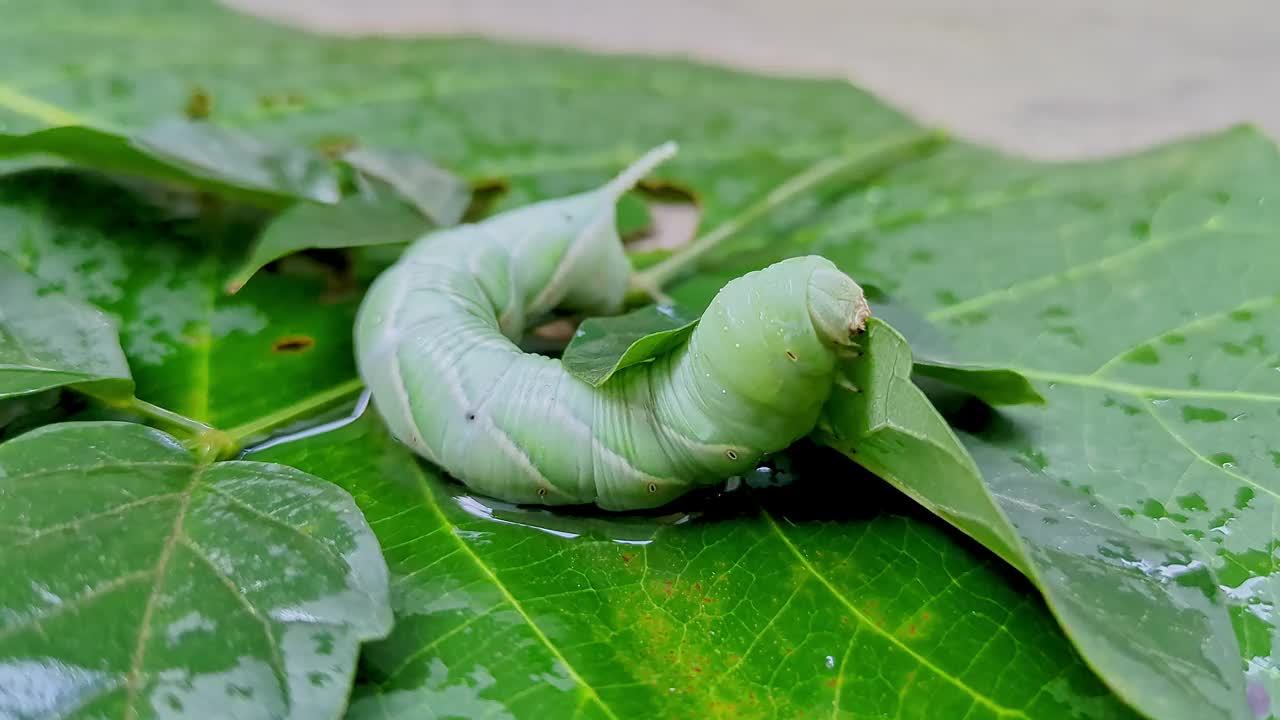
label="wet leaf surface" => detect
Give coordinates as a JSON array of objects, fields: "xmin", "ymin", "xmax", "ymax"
[
  {"xmin": 251, "ymin": 413, "xmax": 1137, "ymax": 720},
  {"xmin": 0, "ymin": 253, "xmax": 131, "ymax": 401},
  {"xmin": 0, "ymin": 121, "xmax": 339, "ymax": 207},
  {"xmin": 561, "ymin": 304, "xmax": 698, "ymax": 386},
  {"xmin": 0, "ymin": 421, "xmax": 391, "ymax": 719},
  {"xmin": 3, "ymin": 1, "xmax": 1275, "ymax": 717},
  {"xmin": 683, "ymin": 134, "xmax": 1280, "ymax": 719}
]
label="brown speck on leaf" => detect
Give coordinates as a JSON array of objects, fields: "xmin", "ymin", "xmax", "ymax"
[
  {"xmin": 314, "ymin": 134, "xmax": 357, "ymax": 159},
  {"xmin": 621, "ymin": 554, "xmax": 634, "ymax": 565},
  {"xmin": 909, "ymin": 624, "xmax": 917, "ymax": 635},
  {"xmin": 272, "ymin": 335, "xmax": 315, "ymax": 353},
  {"xmin": 921, "ymin": 612, "xmax": 931, "ymax": 620},
  {"xmin": 692, "ymin": 666, "xmax": 702, "ymax": 673},
  {"xmin": 840, "ymin": 616, "xmax": 849, "ymax": 624},
  {"xmin": 702, "ymin": 597, "xmax": 714, "ymax": 603},
  {"xmin": 185, "ymin": 86, "xmax": 212, "ymax": 119},
  {"xmin": 694, "ymin": 583, "xmax": 702, "ymax": 591},
  {"xmin": 825, "ymin": 679, "xmax": 838, "ymax": 688}
]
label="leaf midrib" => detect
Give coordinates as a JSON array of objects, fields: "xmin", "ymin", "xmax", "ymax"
[
  {"xmin": 762, "ymin": 511, "xmax": 1030, "ymax": 719},
  {"xmin": 123, "ymin": 463, "xmax": 202, "ymax": 720},
  {"xmin": 407, "ymin": 459, "xmax": 621, "ymax": 720}
]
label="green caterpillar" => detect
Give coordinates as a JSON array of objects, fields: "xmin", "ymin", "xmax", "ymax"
[{"xmin": 354, "ymin": 143, "xmax": 869, "ymax": 510}]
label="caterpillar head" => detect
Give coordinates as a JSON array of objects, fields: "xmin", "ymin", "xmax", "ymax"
[{"xmin": 806, "ymin": 265, "xmax": 872, "ymax": 348}]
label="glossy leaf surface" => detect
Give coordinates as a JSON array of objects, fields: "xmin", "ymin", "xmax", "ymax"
[
  {"xmin": 251, "ymin": 413, "xmax": 1136, "ymax": 720},
  {"xmin": 561, "ymin": 304, "xmax": 697, "ymax": 385},
  {"xmin": 3, "ymin": 1, "xmax": 1273, "ymax": 717},
  {"xmin": 682, "ymin": 133, "xmax": 1280, "ymax": 719},
  {"xmin": 0, "ymin": 421, "xmax": 391, "ymax": 719},
  {"xmin": 0, "ymin": 122, "xmax": 340, "ymax": 206},
  {"xmin": 0, "ymin": 253, "xmax": 131, "ymax": 400}
]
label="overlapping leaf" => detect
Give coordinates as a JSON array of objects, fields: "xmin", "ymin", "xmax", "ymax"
[
  {"xmin": 679, "ymin": 130, "xmax": 1280, "ymax": 719},
  {"xmin": 0, "ymin": 253, "xmax": 132, "ymax": 401},
  {"xmin": 0, "ymin": 421, "xmax": 391, "ymax": 719}
]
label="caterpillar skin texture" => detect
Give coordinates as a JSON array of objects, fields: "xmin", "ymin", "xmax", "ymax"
[{"xmin": 355, "ymin": 145, "xmax": 870, "ymax": 510}]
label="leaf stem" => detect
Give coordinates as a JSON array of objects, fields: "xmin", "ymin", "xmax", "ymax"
[
  {"xmin": 222, "ymin": 376, "xmax": 366, "ymax": 444},
  {"xmin": 626, "ymin": 128, "xmax": 946, "ymax": 302},
  {"xmin": 120, "ymin": 396, "xmax": 236, "ymax": 461}
]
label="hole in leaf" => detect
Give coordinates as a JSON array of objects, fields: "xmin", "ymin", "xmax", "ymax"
[
  {"xmin": 272, "ymin": 335, "xmax": 315, "ymax": 353},
  {"xmin": 625, "ymin": 182, "xmax": 700, "ymax": 256},
  {"xmin": 463, "ymin": 178, "xmax": 510, "ymax": 222}
]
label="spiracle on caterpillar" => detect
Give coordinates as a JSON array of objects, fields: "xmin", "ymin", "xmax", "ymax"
[{"xmin": 354, "ymin": 142, "xmax": 870, "ymax": 511}]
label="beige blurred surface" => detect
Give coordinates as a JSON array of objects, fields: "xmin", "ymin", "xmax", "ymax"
[{"xmin": 225, "ymin": 0, "xmax": 1276, "ymax": 159}]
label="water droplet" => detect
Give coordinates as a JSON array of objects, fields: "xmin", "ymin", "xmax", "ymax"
[
  {"xmin": 825, "ymin": 655, "xmax": 835, "ymax": 669},
  {"xmin": 1210, "ymin": 452, "xmax": 1237, "ymax": 467}
]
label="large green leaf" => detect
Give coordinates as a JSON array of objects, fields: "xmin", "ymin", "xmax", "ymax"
[
  {"xmin": 0, "ymin": 253, "xmax": 131, "ymax": 400},
  {"xmin": 681, "ymin": 130, "xmax": 1280, "ymax": 718},
  {"xmin": 3, "ymin": 1, "xmax": 1270, "ymax": 717},
  {"xmin": 250, "ymin": 412, "xmax": 1136, "ymax": 720},
  {"xmin": 0, "ymin": 421, "xmax": 391, "ymax": 719}
]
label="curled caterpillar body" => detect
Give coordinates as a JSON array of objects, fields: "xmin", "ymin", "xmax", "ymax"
[{"xmin": 355, "ymin": 144, "xmax": 869, "ymax": 510}]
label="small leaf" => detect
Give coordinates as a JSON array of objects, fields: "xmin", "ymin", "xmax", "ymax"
[
  {"xmin": 0, "ymin": 121, "xmax": 340, "ymax": 206},
  {"xmin": 0, "ymin": 254, "xmax": 132, "ymax": 401},
  {"xmin": 814, "ymin": 319, "xmax": 1029, "ymax": 573},
  {"xmin": 0, "ymin": 421, "xmax": 392, "ymax": 720},
  {"xmin": 132, "ymin": 119, "xmax": 340, "ymax": 204},
  {"xmin": 225, "ymin": 195, "xmax": 429, "ymax": 294},
  {"xmin": 912, "ymin": 359, "xmax": 1046, "ymax": 406},
  {"xmin": 561, "ymin": 303, "xmax": 698, "ymax": 385},
  {"xmin": 343, "ymin": 147, "xmax": 471, "ymax": 226}
]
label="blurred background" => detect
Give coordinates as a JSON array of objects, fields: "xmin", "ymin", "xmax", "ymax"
[{"xmin": 227, "ymin": 0, "xmax": 1276, "ymax": 160}]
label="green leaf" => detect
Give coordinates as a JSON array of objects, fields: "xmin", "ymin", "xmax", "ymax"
[
  {"xmin": 684, "ymin": 132, "xmax": 1280, "ymax": 719},
  {"xmin": 4, "ymin": 3, "xmax": 1263, "ymax": 716},
  {"xmin": 250, "ymin": 412, "xmax": 1138, "ymax": 720},
  {"xmin": 0, "ymin": 421, "xmax": 391, "ymax": 719},
  {"xmin": 816, "ymin": 319, "xmax": 1247, "ymax": 719},
  {"xmin": 912, "ymin": 359, "xmax": 1046, "ymax": 406},
  {"xmin": 0, "ymin": 253, "xmax": 132, "ymax": 400},
  {"xmin": 0, "ymin": 121, "xmax": 340, "ymax": 207},
  {"xmin": 815, "ymin": 319, "xmax": 1029, "ymax": 574},
  {"xmin": 0, "ymin": 167, "xmax": 367, "ymax": 434},
  {"xmin": 225, "ymin": 194, "xmax": 429, "ymax": 294},
  {"xmin": 561, "ymin": 303, "xmax": 698, "ymax": 385},
  {"xmin": 342, "ymin": 147, "xmax": 471, "ymax": 226},
  {"xmin": 0, "ymin": 124, "xmax": 474, "ymax": 293}
]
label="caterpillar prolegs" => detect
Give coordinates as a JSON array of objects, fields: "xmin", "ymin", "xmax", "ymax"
[{"xmin": 354, "ymin": 143, "xmax": 870, "ymax": 510}]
